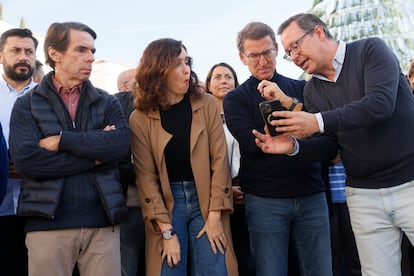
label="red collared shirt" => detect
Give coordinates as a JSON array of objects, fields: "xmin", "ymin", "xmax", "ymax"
[{"xmin": 52, "ymin": 76, "xmax": 82, "ymax": 122}]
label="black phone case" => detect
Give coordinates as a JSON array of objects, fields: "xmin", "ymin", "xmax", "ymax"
[{"xmin": 259, "ymin": 99, "xmax": 283, "ymax": 136}]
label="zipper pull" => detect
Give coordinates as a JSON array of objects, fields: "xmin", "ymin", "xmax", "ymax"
[{"xmin": 72, "ymin": 121, "xmax": 76, "ymax": 128}]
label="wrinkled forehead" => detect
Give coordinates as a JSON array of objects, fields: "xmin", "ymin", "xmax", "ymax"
[{"xmin": 243, "ymin": 36, "xmax": 275, "ymax": 53}]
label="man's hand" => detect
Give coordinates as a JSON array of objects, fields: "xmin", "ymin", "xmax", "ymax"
[
  {"xmin": 331, "ymin": 153, "xmax": 341, "ymax": 164},
  {"xmin": 232, "ymin": 186, "xmax": 244, "ymax": 205},
  {"xmin": 103, "ymin": 125, "xmax": 116, "ymax": 131},
  {"xmin": 257, "ymin": 80, "xmax": 303, "ymax": 111},
  {"xmin": 257, "ymin": 80, "xmax": 290, "ymax": 103},
  {"xmin": 270, "ymin": 110, "xmax": 319, "ymax": 138},
  {"xmin": 252, "ymin": 129, "xmax": 295, "ymax": 154},
  {"xmin": 38, "ymin": 135, "xmax": 61, "ymax": 152}
]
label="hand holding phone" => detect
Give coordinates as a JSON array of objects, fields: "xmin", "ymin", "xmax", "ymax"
[{"xmin": 259, "ymin": 99, "xmax": 283, "ymax": 136}]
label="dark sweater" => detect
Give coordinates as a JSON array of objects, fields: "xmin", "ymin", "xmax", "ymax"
[
  {"xmin": 160, "ymin": 94, "xmax": 194, "ymax": 182},
  {"xmin": 223, "ymin": 72, "xmax": 336, "ymax": 198},
  {"xmin": 305, "ymin": 37, "xmax": 414, "ymax": 188}
]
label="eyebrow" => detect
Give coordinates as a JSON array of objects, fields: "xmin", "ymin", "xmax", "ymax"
[{"xmin": 74, "ymin": 45, "xmax": 96, "ymax": 53}]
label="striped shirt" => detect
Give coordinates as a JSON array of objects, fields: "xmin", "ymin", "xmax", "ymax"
[{"xmin": 328, "ymin": 161, "xmax": 346, "ymax": 203}]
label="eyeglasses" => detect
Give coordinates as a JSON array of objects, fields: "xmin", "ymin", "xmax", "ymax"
[
  {"xmin": 243, "ymin": 48, "xmax": 276, "ymax": 63},
  {"xmin": 283, "ymin": 30, "xmax": 313, "ymax": 61}
]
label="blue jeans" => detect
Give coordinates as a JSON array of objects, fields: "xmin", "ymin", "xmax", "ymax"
[
  {"xmin": 161, "ymin": 181, "xmax": 227, "ymax": 276},
  {"xmin": 245, "ymin": 192, "xmax": 332, "ymax": 276},
  {"xmin": 120, "ymin": 207, "xmax": 145, "ymax": 276},
  {"xmin": 346, "ymin": 180, "xmax": 414, "ymax": 276}
]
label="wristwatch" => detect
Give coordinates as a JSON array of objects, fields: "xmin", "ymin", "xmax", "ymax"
[
  {"xmin": 162, "ymin": 228, "xmax": 176, "ymax": 240},
  {"xmin": 288, "ymin": 97, "xmax": 299, "ymax": 111}
]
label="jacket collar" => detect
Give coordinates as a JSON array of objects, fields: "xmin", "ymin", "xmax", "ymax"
[{"xmin": 36, "ymin": 71, "xmax": 103, "ymax": 103}]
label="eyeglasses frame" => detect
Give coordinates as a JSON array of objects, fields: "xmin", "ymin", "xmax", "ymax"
[
  {"xmin": 283, "ymin": 29, "xmax": 314, "ymax": 61},
  {"xmin": 243, "ymin": 48, "xmax": 276, "ymax": 63}
]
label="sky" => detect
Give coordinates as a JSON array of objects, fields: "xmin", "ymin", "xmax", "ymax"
[{"xmin": 2, "ymin": 0, "xmax": 313, "ymax": 83}]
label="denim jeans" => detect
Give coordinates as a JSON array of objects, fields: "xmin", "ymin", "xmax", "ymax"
[
  {"xmin": 120, "ymin": 207, "xmax": 145, "ymax": 276},
  {"xmin": 161, "ymin": 181, "xmax": 227, "ymax": 276},
  {"xmin": 346, "ymin": 180, "xmax": 414, "ymax": 276},
  {"xmin": 245, "ymin": 192, "xmax": 332, "ymax": 276}
]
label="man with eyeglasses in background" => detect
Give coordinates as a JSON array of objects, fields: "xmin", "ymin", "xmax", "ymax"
[{"xmin": 223, "ymin": 21, "xmax": 337, "ymax": 276}]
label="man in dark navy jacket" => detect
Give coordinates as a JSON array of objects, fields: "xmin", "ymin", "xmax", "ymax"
[
  {"xmin": 223, "ymin": 21, "xmax": 337, "ymax": 276},
  {"xmin": 9, "ymin": 22, "xmax": 128, "ymax": 276}
]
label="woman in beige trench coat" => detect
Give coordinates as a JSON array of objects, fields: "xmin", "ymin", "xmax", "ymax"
[{"xmin": 130, "ymin": 38, "xmax": 238, "ymax": 276}]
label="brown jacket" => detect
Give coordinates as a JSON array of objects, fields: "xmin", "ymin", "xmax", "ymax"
[{"xmin": 130, "ymin": 93, "xmax": 238, "ymax": 276}]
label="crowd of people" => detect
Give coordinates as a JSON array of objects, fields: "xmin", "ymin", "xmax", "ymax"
[{"xmin": 0, "ymin": 12, "xmax": 414, "ymax": 276}]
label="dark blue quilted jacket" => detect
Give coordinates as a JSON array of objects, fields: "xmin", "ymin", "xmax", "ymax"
[{"xmin": 9, "ymin": 72, "xmax": 128, "ymax": 231}]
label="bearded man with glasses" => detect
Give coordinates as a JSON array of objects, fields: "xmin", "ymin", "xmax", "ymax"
[{"xmin": 223, "ymin": 21, "xmax": 337, "ymax": 276}]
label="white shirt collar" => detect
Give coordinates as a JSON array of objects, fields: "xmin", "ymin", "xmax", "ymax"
[
  {"xmin": 0, "ymin": 75, "xmax": 36, "ymax": 95},
  {"xmin": 313, "ymin": 40, "xmax": 346, "ymax": 82}
]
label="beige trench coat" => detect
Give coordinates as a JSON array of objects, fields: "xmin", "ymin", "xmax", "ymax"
[{"xmin": 130, "ymin": 93, "xmax": 238, "ymax": 276}]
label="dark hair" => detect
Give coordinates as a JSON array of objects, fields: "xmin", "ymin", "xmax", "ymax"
[
  {"xmin": 277, "ymin": 13, "xmax": 333, "ymax": 39},
  {"xmin": 35, "ymin": 59, "xmax": 43, "ymax": 69},
  {"xmin": 44, "ymin": 22, "xmax": 97, "ymax": 69},
  {"xmin": 237, "ymin": 22, "xmax": 276, "ymax": 53},
  {"xmin": 0, "ymin": 28, "xmax": 38, "ymax": 51},
  {"xmin": 408, "ymin": 60, "xmax": 414, "ymax": 79},
  {"xmin": 134, "ymin": 38, "xmax": 201, "ymax": 112},
  {"xmin": 205, "ymin": 62, "xmax": 239, "ymax": 94}
]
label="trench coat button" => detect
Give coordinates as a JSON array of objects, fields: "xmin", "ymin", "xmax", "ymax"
[
  {"xmin": 145, "ymin": 198, "xmax": 150, "ymax": 203},
  {"xmin": 224, "ymin": 188, "xmax": 229, "ymax": 193}
]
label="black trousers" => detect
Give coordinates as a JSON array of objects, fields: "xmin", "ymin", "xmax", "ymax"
[
  {"xmin": 0, "ymin": 215, "xmax": 27, "ymax": 276},
  {"xmin": 402, "ymin": 234, "xmax": 414, "ymax": 276},
  {"xmin": 330, "ymin": 203, "xmax": 361, "ymax": 276},
  {"xmin": 230, "ymin": 204, "xmax": 255, "ymax": 276}
]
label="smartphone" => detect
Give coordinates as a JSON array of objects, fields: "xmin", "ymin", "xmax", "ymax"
[{"xmin": 259, "ymin": 99, "xmax": 283, "ymax": 136}]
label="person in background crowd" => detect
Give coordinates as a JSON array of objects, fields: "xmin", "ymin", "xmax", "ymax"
[
  {"xmin": 407, "ymin": 59, "xmax": 414, "ymax": 91},
  {"xmin": 327, "ymin": 156, "xmax": 361, "ymax": 276},
  {"xmin": 205, "ymin": 63, "xmax": 239, "ymax": 114},
  {"xmin": 114, "ymin": 68, "xmax": 146, "ymax": 276},
  {"xmin": 401, "ymin": 59, "xmax": 414, "ymax": 276},
  {"xmin": 205, "ymin": 62, "xmax": 255, "ymax": 276},
  {"xmin": 223, "ymin": 21, "xmax": 337, "ymax": 276},
  {"xmin": 9, "ymin": 21, "xmax": 129, "ymax": 276},
  {"xmin": 129, "ymin": 38, "xmax": 238, "ymax": 276},
  {"xmin": 253, "ymin": 13, "xmax": 414, "ymax": 276},
  {"xmin": 33, "ymin": 59, "xmax": 44, "ymax": 83},
  {"xmin": 0, "ymin": 27, "xmax": 38, "ymax": 276},
  {"xmin": 0, "ymin": 123, "xmax": 7, "ymax": 205},
  {"xmin": 117, "ymin": 68, "xmax": 135, "ymax": 93}
]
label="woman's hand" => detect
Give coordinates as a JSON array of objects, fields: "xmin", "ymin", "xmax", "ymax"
[
  {"xmin": 197, "ymin": 211, "xmax": 227, "ymax": 254},
  {"xmin": 161, "ymin": 235, "xmax": 181, "ymax": 268}
]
